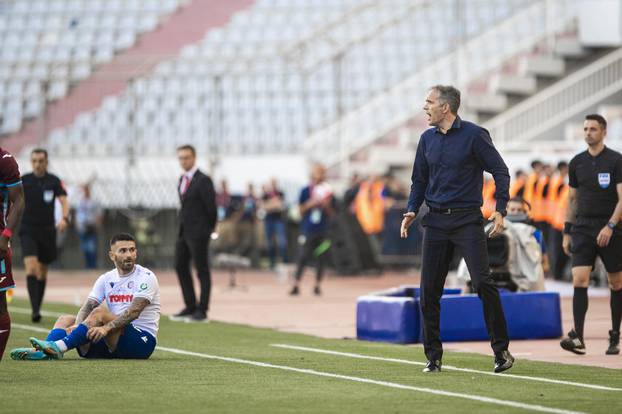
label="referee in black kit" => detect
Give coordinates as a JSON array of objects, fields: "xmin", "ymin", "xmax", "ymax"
[
  {"xmin": 20, "ymin": 148, "xmax": 69, "ymax": 322},
  {"xmin": 401, "ymin": 85, "xmax": 514, "ymax": 373},
  {"xmin": 560, "ymin": 114, "xmax": 622, "ymax": 356}
]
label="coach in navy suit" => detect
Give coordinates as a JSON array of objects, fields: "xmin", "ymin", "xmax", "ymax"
[{"xmin": 173, "ymin": 144, "xmax": 217, "ymax": 321}]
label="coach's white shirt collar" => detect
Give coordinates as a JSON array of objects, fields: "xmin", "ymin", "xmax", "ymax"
[{"xmin": 183, "ymin": 166, "xmax": 198, "ymax": 180}]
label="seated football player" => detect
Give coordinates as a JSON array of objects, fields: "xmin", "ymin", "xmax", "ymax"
[{"xmin": 11, "ymin": 233, "xmax": 160, "ymax": 360}]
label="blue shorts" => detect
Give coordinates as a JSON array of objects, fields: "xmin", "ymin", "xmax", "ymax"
[{"xmin": 78, "ymin": 324, "xmax": 156, "ymax": 359}]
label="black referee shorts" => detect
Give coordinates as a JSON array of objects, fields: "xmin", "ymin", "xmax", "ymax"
[
  {"xmin": 571, "ymin": 218, "xmax": 622, "ymax": 273},
  {"xmin": 19, "ymin": 225, "xmax": 58, "ymax": 265}
]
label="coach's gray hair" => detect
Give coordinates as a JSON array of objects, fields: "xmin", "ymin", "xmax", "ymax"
[{"xmin": 430, "ymin": 85, "xmax": 461, "ymax": 114}]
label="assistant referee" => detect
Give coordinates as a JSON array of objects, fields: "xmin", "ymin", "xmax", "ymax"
[
  {"xmin": 20, "ymin": 148, "xmax": 69, "ymax": 322},
  {"xmin": 561, "ymin": 114, "xmax": 622, "ymax": 356},
  {"xmin": 401, "ymin": 85, "xmax": 514, "ymax": 373}
]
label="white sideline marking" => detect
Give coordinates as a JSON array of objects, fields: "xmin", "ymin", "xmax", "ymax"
[
  {"xmin": 12, "ymin": 323, "xmax": 50, "ymax": 333},
  {"xmin": 10, "ymin": 323, "xmax": 582, "ymax": 414},
  {"xmin": 156, "ymin": 345, "xmax": 582, "ymax": 414},
  {"xmin": 9, "ymin": 307, "xmax": 63, "ymax": 318},
  {"xmin": 271, "ymin": 344, "xmax": 622, "ymax": 392}
]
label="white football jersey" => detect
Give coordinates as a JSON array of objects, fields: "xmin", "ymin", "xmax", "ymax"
[{"xmin": 88, "ymin": 264, "xmax": 161, "ymax": 338}]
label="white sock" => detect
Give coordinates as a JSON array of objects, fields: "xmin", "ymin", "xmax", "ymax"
[{"xmin": 54, "ymin": 340, "xmax": 68, "ymax": 352}]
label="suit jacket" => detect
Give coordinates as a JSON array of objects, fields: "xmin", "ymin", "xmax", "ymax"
[{"xmin": 178, "ymin": 169, "xmax": 217, "ymax": 239}]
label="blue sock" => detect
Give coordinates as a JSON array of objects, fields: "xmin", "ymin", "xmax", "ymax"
[
  {"xmin": 61, "ymin": 324, "xmax": 89, "ymax": 350},
  {"xmin": 46, "ymin": 328, "xmax": 67, "ymax": 342}
]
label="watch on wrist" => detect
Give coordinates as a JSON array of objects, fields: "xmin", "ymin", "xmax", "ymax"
[
  {"xmin": 607, "ymin": 222, "xmax": 616, "ymax": 230},
  {"xmin": 498, "ymin": 210, "xmax": 507, "ymax": 217}
]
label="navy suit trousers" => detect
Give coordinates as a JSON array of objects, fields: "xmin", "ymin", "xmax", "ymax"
[{"xmin": 420, "ymin": 210, "xmax": 509, "ymax": 361}]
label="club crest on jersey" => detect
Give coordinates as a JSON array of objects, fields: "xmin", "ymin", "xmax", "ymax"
[
  {"xmin": 109, "ymin": 282, "xmax": 115, "ymax": 288},
  {"xmin": 140, "ymin": 283, "xmax": 148, "ymax": 290},
  {"xmin": 598, "ymin": 173, "xmax": 611, "ymax": 189}
]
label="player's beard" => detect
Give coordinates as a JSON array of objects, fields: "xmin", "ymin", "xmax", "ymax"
[{"xmin": 117, "ymin": 257, "xmax": 135, "ymax": 273}]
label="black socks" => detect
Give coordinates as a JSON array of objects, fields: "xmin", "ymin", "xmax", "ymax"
[
  {"xmin": 611, "ymin": 288, "xmax": 622, "ymax": 333},
  {"xmin": 573, "ymin": 287, "xmax": 588, "ymax": 339}
]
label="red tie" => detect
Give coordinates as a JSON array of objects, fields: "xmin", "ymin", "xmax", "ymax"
[{"xmin": 180, "ymin": 175, "xmax": 191, "ymax": 195}]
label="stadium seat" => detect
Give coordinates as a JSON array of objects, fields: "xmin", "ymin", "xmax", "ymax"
[{"xmin": 0, "ymin": 0, "xmax": 180, "ymax": 137}]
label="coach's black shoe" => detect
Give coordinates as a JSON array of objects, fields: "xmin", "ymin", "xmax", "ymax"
[
  {"xmin": 189, "ymin": 310, "xmax": 208, "ymax": 322},
  {"xmin": 31, "ymin": 312, "xmax": 41, "ymax": 323},
  {"xmin": 606, "ymin": 330, "xmax": 620, "ymax": 355},
  {"xmin": 289, "ymin": 286, "xmax": 300, "ymax": 296},
  {"xmin": 494, "ymin": 350, "xmax": 514, "ymax": 373},
  {"xmin": 422, "ymin": 360, "xmax": 441, "ymax": 373},
  {"xmin": 560, "ymin": 330, "xmax": 586, "ymax": 355}
]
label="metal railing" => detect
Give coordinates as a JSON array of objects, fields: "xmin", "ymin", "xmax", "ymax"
[
  {"xmin": 303, "ymin": 0, "xmax": 578, "ymax": 171},
  {"xmin": 486, "ymin": 47, "xmax": 622, "ymax": 151}
]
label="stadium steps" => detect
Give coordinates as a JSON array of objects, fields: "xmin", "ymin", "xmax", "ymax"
[
  {"xmin": 327, "ymin": 37, "xmax": 617, "ymax": 185},
  {"xmin": 1, "ymin": 0, "xmax": 254, "ymax": 156},
  {"xmin": 467, "ymin": 35, "xmax": 612, "ymax": 123}
]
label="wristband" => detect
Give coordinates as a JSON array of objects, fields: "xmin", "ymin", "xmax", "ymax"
[
  {"xmin": 563, "ymin": 222, "xmax": 573, "ymax": 235},
  {"xmin": 1, "ymin": 228, "xmax": 13, "ymax": 239},
  {"xmin": 607, "ymin": 222, "xmax": 616, "ymax": 230}
]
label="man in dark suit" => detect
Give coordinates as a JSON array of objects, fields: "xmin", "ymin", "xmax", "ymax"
[{"xmin": 173, "ymin": 145, "xmax": 217, "ymax": 321}]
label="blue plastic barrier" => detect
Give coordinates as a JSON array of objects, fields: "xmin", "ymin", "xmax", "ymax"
[
  {"xmin": 356, "ymin": 296, "xmax": 419, "ymax": 344},
  {"xmin": 356, "ymin": 287, "xmax": 461, "ymax": 343},
  {"xmin": 356, "ymin": 288, "xmax": 562, "ymax": 344},
  {"xmin": 437, "ymin": 292, "xmax": 562, "ymax": 342}
]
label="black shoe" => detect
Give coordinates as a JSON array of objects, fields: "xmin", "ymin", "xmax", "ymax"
[
  {"xmin": 31, "ymin": 313, "xmax": 41, "ymax": 323},
  {"xmin": 494, "ymin": 350, "xmax": 515, "ymax": 373},
  {"xmin": 174, "ymin": 308, "xmax": 195, "ymax": 317},
  {"xmin": 169, "ymin": 307, "xmax": 195, "ymax": 321},
  {"xmin": 560, "ymin": 330, "xmax": 586, "ymax": 355},
  {"xmin": 189, "ymin": 310, "xmax": 208, "ymax": 322},
  {"xmin": 422, "ymin": 360, "xmax": 442, "ymax": 373},
  {"xmin": 313, "ymin": 286, "xmax": 321, "ymax": 296},
  {"xmin": 289, "ymin": 286, "xmax": 299, "ymax": 296},
  {"xmin": 606, "ymin": 330, "xmax": 620, "ymax": 355}
]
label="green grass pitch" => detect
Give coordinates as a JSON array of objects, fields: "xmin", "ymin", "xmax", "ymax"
[{"xmin": 3, "ymin": 298, "xmax": 621, "ymax": 414}]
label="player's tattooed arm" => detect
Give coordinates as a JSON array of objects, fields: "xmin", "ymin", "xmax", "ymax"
[
  {"xmin": 104, "ymin": 297, "xmax": 150, "ymax": 332},
  {"xmin": 75, "ymin": 298, "xmax": 101, "ymax": 325}
]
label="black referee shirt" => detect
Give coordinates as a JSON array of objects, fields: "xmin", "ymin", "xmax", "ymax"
[
  {"xmin": 21, "ymin": 172, "xmax": 67, "ymax": 227},
  {"xmin": 569, "ymin": 146, "xmax": 622, "ymax": 218}
]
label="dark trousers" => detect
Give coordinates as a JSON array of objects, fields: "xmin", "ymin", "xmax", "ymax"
[
  {"xmin": 294, "ymin": 232, "xmax": 328, "ymax": 283},
  {"xmin": 549, "ymin": 229, "xmax": 569, "ymax": 280},
  {"xmin": 265, "ymin": 217, "xmax": 288, "ymax": 268},
  {"xmin": 420, "ymin": 211, "xmax": 509, "ymax": 362},
  {"xmin": 79, "ymin": 231, "xmax": 98, "ymax": 269},
  {"xmin": 175, "ymin": 235, "xmax": 211, "ymax": 313}
]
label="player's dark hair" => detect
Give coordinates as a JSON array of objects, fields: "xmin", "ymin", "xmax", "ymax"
[
  {"xmin": 430, "ymin": 84, "xmax": 461, "ymax": 114},
  {"xmin": 585, "ymin": 114, "xmax": 607, "ymax": 130},
  {"xmin": 31, "ymin": 148, "xmax": 48, "ymax": 159},
  {"xmin": 110, "ymin": 233, "xmax": 136, "ymax": 247},
  {"xmin": 557, "ymin": 161, "xmax": 568, "ymax": 170},
  {"xmin": 508, "ymin": 196, "xmax": 531, "ymax": 211},
  {"xmin": 514, "ymin": 169, "xmax": 524, "ymax": 178},
  {"xmin": 177, "ymin": 144, "xmax": 196, "ymax": 156}
]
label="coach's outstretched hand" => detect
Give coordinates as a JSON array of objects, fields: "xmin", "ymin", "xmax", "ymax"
[
  {"xmin": 401, "ymin": 212, "xmax": 416, "ymax": 238},
  {"xmin": 487, "ymin": 211, "xmax": 504, "ymax": 238}
]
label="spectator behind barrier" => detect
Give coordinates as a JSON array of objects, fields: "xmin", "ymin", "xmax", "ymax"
[{"xmin": 457, "ymin": 197, "xmax": 545, "ymax": 292}]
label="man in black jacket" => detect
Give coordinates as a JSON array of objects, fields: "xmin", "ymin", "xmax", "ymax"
[{"xmin": 173, "ymin": 145, "xmax": 217, "ymax": 322}]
